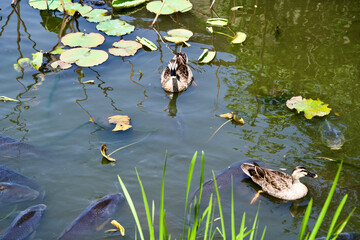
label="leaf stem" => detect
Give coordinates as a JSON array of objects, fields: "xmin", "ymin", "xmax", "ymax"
[{"xmin": 108, "ymin": 133, "xmax": 150, "ymax": 156}]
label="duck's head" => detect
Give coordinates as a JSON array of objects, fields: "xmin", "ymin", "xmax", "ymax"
[
  {"xmin": 173, "ymin": 53, "xmax": 188, "ymax": 64},
  {"xmin": 168, "ymin": 59, "xmax": 178, "ymax": 77},
  {"xmin": 292, "ymin": 166, "xmax": 318, "ymax": 180}
]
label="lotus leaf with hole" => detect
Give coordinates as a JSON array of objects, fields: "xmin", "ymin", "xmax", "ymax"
[
  {"xmin": 96, "ymin": 19, "xmax": 135, "ymax": 36},
  {"xmin": 109, "ymin": 40, "xmax": 142, "ymax": 56},
  {"xmin": 232, "ymin": 32, "xmax": 247, "ymax": 44},
  {"xmin": 198, "ymin": 49, "xmax": 216, "ymax": 63},
  {"xmin": 164, "ymin": 28, "xmax": 193, "ymax": 43},
  {"xmin": 207, "ymin": 18, "xmax": 228, "ymax": 27},
  {"xmin": 286, "ymin": 96, "xmax": 331, "ymax": 119},
  {"xmin": 82, "ymin": 9, "xmax": 111, "ymax": 22},
  {"xmin": 61, "ymin": 32, "xmax": 105, "ymax": 48},
  {"xmin": 59, "ymin": 2, "xmax": 92, "ymax": 16},
  {"xmin": 146, "ymin": 0, "xmax": 192, "ymax": 15},
  {"xmin": 60, "ymin": 48, "xmax": 108, "ymax": 67},
  {"xmin": 112, "ymin": 0, "xmax": 147, "ymax": 9},
  {"xmin": 136, "ymin": 36, "xmax": 157, "ymax": 51}
]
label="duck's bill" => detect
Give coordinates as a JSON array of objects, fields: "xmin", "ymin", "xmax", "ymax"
[{"xmin": 306, "ymin": 171, "xmax": 318, "ymax": 178}]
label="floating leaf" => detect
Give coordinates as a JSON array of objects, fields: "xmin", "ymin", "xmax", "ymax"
[
  {"xmin": 112, "ymin": 0, "xmax": 146, "ymax": 9},
  {"xmin": 50, "ymin": 60, "xmax": 72, "ymax": 70},
  {"xmin": 108, "ymin": 115, "xmax": 132, "ymax": 131},
  {"xmin": 110, "ymin": 220, "xmax": 125, "ymax": 236},
  {"xmin": 59, "ymin": 2, "xmax": 92, "ymax": 16},
  {"xmin": 232, "ymin": 32, "xmax": 247, "ymax": 44},
  {"xmin": 60, "ymin": 47, "xmax": 108, "ymax": 67},
  {"xmin": 0, "ymin": 96, "xmax": 19, "ymax": 102},
  {"xmin": 82, "ymin": 80, "xmax": 95, "ymax": 84},
  {"xmin": 82, "ymin": 9, "xmax": 111, "ymax": 22},
  {"xmin": 61, "ymin": 32, "xmax": 105, "ymax": 48},
  {"xmin": 286, "ymin": 96, "xmax": 332, "ymax": 119},
  {"xmin": 13, "ymin": 58, "xmax": 32, "ymax": 72},
  {"xmin": 219, "ymin": 112, "xmax": 245, "ymax": 125},
  {"xmin": 231, "ymin": 6, "xmax": 243, "ymax": 11},
  {"xmin": 146, "ymin": 0, "xmax": 192, "ymax": 15},
  {"xmin": 164, "ymin": 28, "xmax": 193, "ymax": 43},
  {"xmin": 96, "ymin": 19, "xmax": 135, "ymax": 36},
  {"xmin": 31, "ymin": 51, "xmax": 43, "ymax": 70},
  {"xmin": 136, "ymin": 36, "xmax": 157, "ymax": 51},
  {"xmin": 207, "ymin": 18, "xmax": 228, "ymax": 27},
  {"xmin": 109, "ymin": 40, "xmax": 142, "ymax": 57},
  {"xmin": 198, "ymin": 49, "xmax": 216, "ymax": 63},
  {"xmin": 50, "ymin": 46, "xmax": 65, "ymax": 55},
  {"xmin": 100, "ymin": 144, "xmax": 117, "ymax": 162},
  {"xmin": 29, "ymin": 0, "xmax": 66, "ymax": 10},
  {"xmin": 206, "ymin": 26, "xmax": 213, "ymax": 33}
]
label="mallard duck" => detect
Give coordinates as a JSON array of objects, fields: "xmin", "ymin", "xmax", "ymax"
[
  {"xmin": 161, "ymin": 53, "xmax": 193, "ymax": 92},
  {"xmin": 241, "ymin": 163, "xmax": 317, "ymax": 201}
]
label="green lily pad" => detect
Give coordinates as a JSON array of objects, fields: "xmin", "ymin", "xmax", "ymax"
[
  {"xmin": 112, "ymin": 0, "xmax": 147, "ymax": 9},
  {"xmin": 82, "ymin": 9, "xmax": 111, "ymax": 22},
  {"xmin": 61, "ymin": 32, "xmax": 105, "ymax": 48},
  {"xmin": 146, "ymin": 0, "xmax": 192, "ymax": 15},
  {"xmin": 198, "ymin": 49, "xmax": 216, "ymax": 63},
  {"xmin": 50, "ymin": 46, "xmax": 66, "ymax": 55},
  {"xmin": 109, "ymin": 40, "xmax": 142, "ymax": 56},
  {"xmin": 60, "ymin": 47, "xmax": 108, "ymax": 67},
  {"xmin": 207, "ymin": 18, "xmax": 228, "ymax": 27},
  {"xmin": 29, "ymin": 0, "xmax": 63, "ymax": 10},
  {"xmin": 0, "ymin": 96, "xmax": 19, "ymax": 102},
  {"xmin": 58, "ymin": 2, "xmax": 92, "ymax": 16},
  {"xmin": 286, "ymin": 96, "xmax": 332, "ymax": 119},
  {"xmin": 164, "ymin": 28, "xmax": 193, "ymax": 43},
  {"xmin": 50, "ymin": 60, "xmax": 72, "ymax": 70},
  {"xmin": 31, "ymin": 51, "xmax": 43, "ymax": 70},
  {"xmin": 232, "ymin": 32, "xmax": 246, "ymax": 44},
  {"xmin": 136, "ymin": 36, "xmax": 157, "ymax": 51},
  {"xmin": 96, "ymin": 19, "xmax": 135, "ymax": 36},
  {"xmin": 13, "ymin": 58, "xmax": 32, "ymax": 72}
]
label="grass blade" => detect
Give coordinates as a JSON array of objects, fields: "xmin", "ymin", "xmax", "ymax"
[
  {"xmin": 135, "ymin": 168, "xmax": 155, "ymax": 240},
  {"xmin": 213, "ymin": 171, "xmax": 226, "ymax": 240},
  {"xmin": 299, "ymin": 198, "xmax": 313, "ymax": 240},
  {"xmin": 325, "ymin": 195, "xmax": 348, "ymax": 240},
  {"xmin": 117, "ymin": 174, "xmax": 144, "ymax": 240},
  {"xmin": 231, "ymin": 177, "xmax": 235, "ymax": 240},
  {"xmin": 159, "ymin": 151, "xmax": 168, "ymax": 240}
]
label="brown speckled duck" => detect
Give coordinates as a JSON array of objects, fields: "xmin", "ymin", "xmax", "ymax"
[
  {"xmin": 241, "ymin": 163, "xmax": 318, "ymax": 201},
  {"xmin": 161, "ymin": 53, "xmax": 193, "ymax": 92}
]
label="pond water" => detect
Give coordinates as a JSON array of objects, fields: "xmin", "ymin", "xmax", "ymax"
[{"xmin": 0, "ymin": 0, "xmax": 360, "ymax": 239}]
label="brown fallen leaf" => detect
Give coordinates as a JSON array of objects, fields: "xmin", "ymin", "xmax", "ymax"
[
  {"xmin": 111, "ymin": 220, "xmax": 125, "ymax": 236},
  {"xmin": 108, "ymin": 115, "xmax": 132, "ymax": 131},
  {"xmin": 100, "ymin": 144, "xmax": 117, "ymax": 162}
]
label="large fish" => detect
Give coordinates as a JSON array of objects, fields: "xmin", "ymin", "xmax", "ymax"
[
  {"xmin": 315, "ymin": 232, "xmax": 360, "ymax": 240},
  {"xmin": 0, "ymin": 204, "xmax": 46, "ymax": 240},
  {"xmin": 0, "ymin": 182, "xmax": 39, "ymax": 203},
  {"xmin": 0, "ymin": 136, "xmax": 40, "ymax": 160},
  {"xmin": 320, "ymin": 119, "xmax": 345, "ymax": 150},
  {"xmin": 0, "ymin": 164, "xmax": 44, "ymax": 200},
  {"xmin": 58, "ymin": 193, "xmax": 125, "ymax": 240}
]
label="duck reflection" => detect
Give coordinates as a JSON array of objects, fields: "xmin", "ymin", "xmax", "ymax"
[{"xmin": 165, "ymin": 91, "xmax": 180, "ymax": 117}]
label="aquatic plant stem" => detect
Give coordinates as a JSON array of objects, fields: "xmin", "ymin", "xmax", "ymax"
[
  {"xmin": 108, "ymin": 133, "xmax": 150, "ymax": 157},
  {"xmin": 208, "ymin": 119, "xmax": 231, "ymax": 142},
  {"xmin": 150, "ymin": 0, "xmax": 166, "ymax": 28}
]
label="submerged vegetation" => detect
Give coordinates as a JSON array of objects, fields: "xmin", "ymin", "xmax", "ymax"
[{"xmin": 118, "ymin": 152, "xmax": 354, "ymax": 240}]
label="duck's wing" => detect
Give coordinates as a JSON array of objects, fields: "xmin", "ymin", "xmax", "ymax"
[{"xmin": 161, "ymin": 66, "xmax": 171, "ymax": 84}]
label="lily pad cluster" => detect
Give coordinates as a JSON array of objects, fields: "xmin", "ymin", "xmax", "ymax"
[{"xmin": 286, "ymin": 96, "xmax": 332, "ymax": 119}]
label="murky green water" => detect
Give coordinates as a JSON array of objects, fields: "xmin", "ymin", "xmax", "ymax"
[{"xmin": 0, "ymin": 0, "xmax": 359, "ymax": 239}]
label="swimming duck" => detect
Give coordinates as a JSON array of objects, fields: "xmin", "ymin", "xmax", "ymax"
[
  {"xmin": 241, "ymin": 163, "xmax": 317, "ymax": 201},
  {"xmin": 161, "ymin": 53, "xmax": 193, "ymax": 92}
]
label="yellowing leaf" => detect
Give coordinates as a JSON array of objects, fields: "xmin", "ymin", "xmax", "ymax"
[
  {"xmin": 108, "ymin": 115, "xmax": 132, "ymax": 131},
  {"xmin": 111, "ymin": 220, "xmax": 125, "ymax": 236},
  {"xmin": 286, "ymin": 96, "xmax": 331, "ymax": 119},
  {"xmin": 0, "ymin": 96, "xmax": 19, "ymax": 102},
  {"xmin": 219, "ymin": 112, "xmax": 245, "ymax": 125},
  {"xmin": 100, "ymin": 144, "xmax": 117, "ymax": 162}
]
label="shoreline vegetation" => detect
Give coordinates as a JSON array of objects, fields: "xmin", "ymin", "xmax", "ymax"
[{"xmin": 118, "ymin": 151, "xmax": 355, "ymax": 240}]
